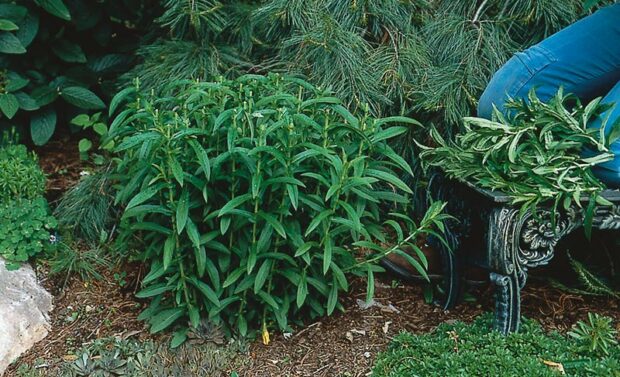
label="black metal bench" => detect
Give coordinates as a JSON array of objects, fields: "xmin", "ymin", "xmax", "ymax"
[{"xmin": 428, "ymin": 173, "xmax": 620, "ymax": 334}]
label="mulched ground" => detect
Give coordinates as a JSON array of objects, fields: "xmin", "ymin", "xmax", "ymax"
[{"xmin": 5, "ymin": 136, "xmax": 619, "ymax": 376}]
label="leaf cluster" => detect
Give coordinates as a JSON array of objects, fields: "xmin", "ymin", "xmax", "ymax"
[
  {"xmin": 0, "ymin": 143, "xmax": 45, "ymax": 202},
  {"xmin": 373, "ymin": 313, "xmax": 620, "ymax": 377},
  {"xmin": 0, "ymin": 0, "xmax": 156, "ymax": 145},
  {"xmin": 107, "ymin": 74, "xmax": 447, "ymax": 340},
  {"xmin": 420, "ymin": 89, "xmax": 620, "ymax": 235},
  {"xmin": 568, "ymin": 312, "xmax": 619, "ymax": 357},
  {"xmin": 0, "ymin": 196, "xmax": 57, "ymax": 269}
]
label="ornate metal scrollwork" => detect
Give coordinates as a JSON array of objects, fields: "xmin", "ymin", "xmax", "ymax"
[
  {"xmin": 592, "ymin": 205, "xmax": 620, "ymax": 230},
  {"xmin": 518, "ymin": 209, "xmax": 580, "ymax": 268}
]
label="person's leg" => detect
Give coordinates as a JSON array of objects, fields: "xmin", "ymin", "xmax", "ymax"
[
  {"xmin": 590, "ymin": 80, "xmax": 620, "ymax": 187},
  {"xmin": 478, "ymin": 3, "xmax": 620, "ymax": 119}
]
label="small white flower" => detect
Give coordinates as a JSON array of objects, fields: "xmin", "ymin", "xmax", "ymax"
[{"xmin": 79, "ymin": 171, "xmax": 91, "ymax": 177}]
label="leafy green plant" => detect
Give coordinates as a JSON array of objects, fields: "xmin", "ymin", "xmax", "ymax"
[
  {"xmin": 0, "ymin": 197, "xmax": 57, "ymax": 269},
  {"xmin": 421, "ymin": 89, "xmax": 620, "ymax": 236},
  {"xmin": 54, "ymin": 166, "xmax": 116, "ymax": 244},
  {"xmin": 70, "ymin": 112, "xmax": 112, "ymax": 164},
  {"xmin": 373, "ymin": 314, "xmax": 620, "ymax": 377},
  {"xmin": 0, "ymin": 143, "xmax": 46, "ymax": 202},
  {"xmin": 107, "ymin": 74, "xmax": 447, "ymax": 340},
  {"xmin": 0, "ymin": 0, "xmax": 154, "ymax": 145},
  {"xmin": 568, "ymin": 313, "xmax": 618, "ymax": 357}
]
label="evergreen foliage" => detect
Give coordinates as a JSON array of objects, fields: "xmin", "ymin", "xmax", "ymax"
[{"xmin": 126, "ymin": 0, "xmax": 596, "ymax": 128}]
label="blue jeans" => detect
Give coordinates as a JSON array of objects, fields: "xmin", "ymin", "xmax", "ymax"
[{"xmin": 478, "ymin": 4, "xmax": 620, "ymax": 187}]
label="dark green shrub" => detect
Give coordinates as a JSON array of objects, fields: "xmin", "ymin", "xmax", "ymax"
[
  {"xmin": 0, "ymin": 197, "xmax": 57, "ymax": 269},
  {"xmin": 0, "ymin": 143, "xmax": 45, "ymax": 202},
  {"xmin": 373, "ymin": 314, "xmax": 620, "ymax": 377},
  {"xmin": 107, "ymin": 74, "xmax": 447, "ymax": 339},
  {"xmin": 0, "ymin": 0, "xmax": 154, "ymax": 145}
]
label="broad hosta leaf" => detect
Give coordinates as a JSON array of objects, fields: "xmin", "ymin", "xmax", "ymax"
[
  {"xmin": 0, "ymin": 5, "xmax": 26, "ymax": 21},
  {"xmin": 52, "ymin": 40, "xmax": 86, "ymax": 63},
  {"xmin": 0, "ymin": 31, "xmax": 25, "ymax": 54},
  {"xmin": 14, "ymin": 92, "xmax": 39, "ymax": 111},
  {"xmin": 5, "ymin": 71, "xmax": 28, "ymax": 92},
  {"xmin": 30, "ymin": 107, "xmax": 56, "ymax": 145},
  {"xmin": 60, "ymin": 86, "xmax": 105, "ymax": 109},
  {"xmin": 15, "ymin": 13, "xmax": 38, "ymax": 48},
  {"xmin": 31, "ymin": 86, "xmax": 58, "ymax": 107},
  {"xmin": 0, "ymin": 93, "xmax": 19, "ymax": 119},
  {"xmin": 37, "ymin": 0, "xmax": 71, "ymax": 21}
]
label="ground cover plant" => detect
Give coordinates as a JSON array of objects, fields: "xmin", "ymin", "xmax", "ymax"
[
  {"xmin": 0, "ymin": 133, "xmax": 56, "ymax": 269},
  {"xmin": 106, "ymin": 73, "xmax": 448, "ymax": 342},
  {"xmin": 421, "ymin": 90, "xmax": 620, "ymax": 234},
  {"xmin": 0, "ymin": 142, "xmax": 45, "ymax": 201},
  {"xmin": 373, "ymin": 313, "xmax": 620, "ymax": 377}
]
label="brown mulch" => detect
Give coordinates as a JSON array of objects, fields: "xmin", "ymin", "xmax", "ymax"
[{"xmin": 33, "ymin": 134, "xmax": 87, "ymax": 202}]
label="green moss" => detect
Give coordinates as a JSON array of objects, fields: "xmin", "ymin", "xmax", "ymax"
[{"xmin": 373, "ymin": 314, "xmax": 620, "ymax": 377}]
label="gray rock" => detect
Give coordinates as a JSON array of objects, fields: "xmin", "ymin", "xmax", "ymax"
[{"xmin": 0, "ymin": 258, "xmax": 53, "ymax": 375}]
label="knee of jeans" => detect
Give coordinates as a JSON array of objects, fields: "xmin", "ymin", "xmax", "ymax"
[{"xmin": 477, "ymin": 55, "xmax": 533, "ymax": 119}]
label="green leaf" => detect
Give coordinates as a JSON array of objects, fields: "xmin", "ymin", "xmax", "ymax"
[
  {"xmin": 219, "ymin": 193, "xmax": 252, "ymax": 217},
  {"xmin": 14, "ymin": 92, "xmax": 39, "ymax": 111},
  {"xmin": 15, "ymin": 13, "xmax": 38, "ymax": 48},
  {"xmin": 186, "ymin": 219, "xmax": 200, "ymax": 249},
  {"xmin": 176, "ymin": 189, "xmax": 189, "ymax": 233},
  {"xmin": 163, "ymin": 236, "xmax": 174, "ymax": 270},
  {"xmin": 51, "ymin": 40, "xmax": 86, "ymax": 63},
  {"xmin": 0, "ymin": 20, "xmax": 18, "ymax": 31},
  {"xmin": 189, "ymin": 277, "xmax": 220, "ymax": 306},
  {"xmin": 305, "ymin": 209, "xmax": 332, "ymax": 236},
  {"xmin": 296, "ymin": 273, "xmax": 308, "ymax": 308},
  {"xmin": 109, "ymin": 86, "xmax": 135, "ymax": 116},
  {"xmin": 60, "ymin": 86, "xmax": 105, "ymax": 110},
  {"xmin": 327, "ymin": 279, "xmax": 338, "ymax": 315},
  {"xmin": 258, "ymin": 212, "xmax": 287, "ymax": 239},
  {"xmin": 0, "ymin": 93, "xmax": 18, "ymax": 118},
  {"xmin": 37, "ymin": 0, "xmax": 71, "ymax": 21},
  {"xmin": 366, "ymin": 169, "xmax": 412, "ymax": 194},
  {"xmin": 78, "ymin": 138, "xmax": 92, "ymax": 153},
  {"xmin": 125, "ymin": 185, "xmax": 160, "ymax": 209},
  {"xmin": 189, "ymin": 140, "xmax": 210, "ymax": 181},
  {"xmin": 170, "ymin": 328, "xmax": 188, "ymax": 349},
  {"xmin": 30, "ymin": 107, "xmax": 56, "ymax": 145},
  {"xmin": 0, "ymin": 31, "xmax": 25, "ymax": 54},
  {"xmin": 169, "ymin": 156, "xmax": 184, "ymax": 186},
  {"xmin": 150, "ymin": 308, "xmax": 185, "ymax": 334},
  {"xmin": 136, "ymin": 283, "xmax": 173, "ymax": 298},
  {"xmin": 253, "ymin": 260, "xmax": 271, "ymax": 293},
  {"xmin": 194, "ymin": 246, "xmax": 206, "ymax": 277},
  {"xmin": 223, "ymin": 267, "xmax": 245, "ymax": 288},
  {"xmin": 257, "ymin": 290, "xmax": 279, "ymax": 310},
  {"xmin": 322, "ymin": 240, "xmax": 332, "ymax": 275}
]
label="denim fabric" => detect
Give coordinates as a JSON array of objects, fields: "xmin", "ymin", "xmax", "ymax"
[{"xmin": 478, "ymin": 4, "xmax": 620, "ymax": 187}]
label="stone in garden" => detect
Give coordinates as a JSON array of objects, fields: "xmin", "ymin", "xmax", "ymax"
[{"xmin": 0, "ymin": 258, "xmax": 53, "ymax": 375}]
